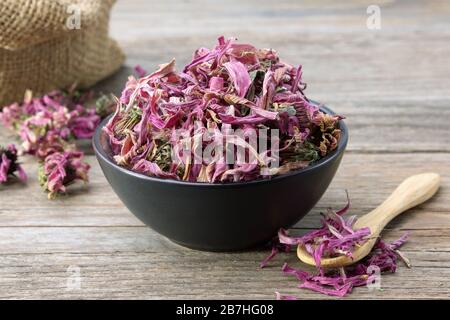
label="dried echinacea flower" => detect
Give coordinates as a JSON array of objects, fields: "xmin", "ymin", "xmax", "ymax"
[
  {"xmin": 279, "ymin": 234, "xmax": 409, "ymax": 298},
  {"xmin": 16, "ymin": 96, "xmax": 101, "ymax": 158},
  {"xmin": 0, "ymin": 144, "xmax": 27, "ymax": 183},
  {"xmin": 104, "ymin": 36, "xmax": 343, "ymax": 183},
  {"xmin": 261, "ymin": 194, "xmax": 411, "ymax": 298},
  {"xmin": 0, "ymin": 88, "xmax": 111, "ymax": 198},
  {"xmin": 134, "ymin": 65, "xmax": 148, "ymax": 78},
  {"xmin": 0, "ymin": 89, "xmax": 113, "ymax": 159},
  {"xmin": 38, "ymin": 150, "xmax": 90, "ymax": 199}
]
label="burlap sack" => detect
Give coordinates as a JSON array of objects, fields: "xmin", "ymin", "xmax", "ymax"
[{"xmin": 0, "ymin": 0, "xmax": 124, "ymax": 106}]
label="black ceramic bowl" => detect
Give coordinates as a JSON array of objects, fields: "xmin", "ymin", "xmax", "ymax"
[{"xmin": 93, "ymin": 104, "xmax": 348, "ymax": 251}]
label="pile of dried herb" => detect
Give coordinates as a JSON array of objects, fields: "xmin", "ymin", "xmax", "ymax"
[
  {"xmin": 0, "ymin": 144, "xmax": 27, "ymax": 183},
  {"xmin": 0, "ymin": 88, "xmax": 113, "ymax": 197},
  {"xmin": 261, "ymin": 196, "xmax": 410, "ymax": 298},
  {"xmin": 38, "ymin": 150, "xmax": 90, "ymax": 199},
  {"xmin": 104, "ymin": 36, "xmax": 342, "ymax": 183},
  {"xmin": 1, "ymin": 88, "xmax": 103, "ymax": 158}
]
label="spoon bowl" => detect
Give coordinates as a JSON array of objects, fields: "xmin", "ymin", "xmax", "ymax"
[{"xmin": 297, "ymin": 173, "xmax": 441, "ymax": 268}]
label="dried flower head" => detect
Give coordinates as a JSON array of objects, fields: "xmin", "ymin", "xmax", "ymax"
[
  {"xmin": 0, "ymin": 88, "xmax": 110, "ymax": 198},
  {"xmin": 38, "ymin": 150, "xmax": 90, "ymax": 199},
  {"xmin": 0, "ymin": 144, "xmax": 27, "ymax": 183},
  {"xmin": 0, "ymin": 89, "xmax": 112, "ymax": 160}
]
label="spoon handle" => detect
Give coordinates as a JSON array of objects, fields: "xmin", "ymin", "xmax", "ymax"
[{"xmin": 355, "ymin": 173, "xmax": 440, "ymax": 231}]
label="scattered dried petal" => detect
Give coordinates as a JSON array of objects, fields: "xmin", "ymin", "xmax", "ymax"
[{"xmin": 262, "ymin": 194, "xmax": 411, "ymax": 298}]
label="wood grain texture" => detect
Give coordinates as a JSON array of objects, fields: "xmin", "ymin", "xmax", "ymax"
[
  {"xmin": 0, "ymin": 228, "xmax": 448, "ymax": 299},
  {"xmin": 1, "ymin": 151, "xmax": 448, "ymax": 229},
  {"xmin": 1, "ymin": 0, "xmax": 449, "ymax": 299}
]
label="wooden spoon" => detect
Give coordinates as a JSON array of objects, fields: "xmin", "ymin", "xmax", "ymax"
[{"xmin": 297, "ymin": 173, "xmax": 441, "ymax": 268}]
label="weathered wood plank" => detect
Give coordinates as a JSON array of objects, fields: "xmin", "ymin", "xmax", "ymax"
[
  {"xmin": 0, "ymin": 152, "xmax": 448, "ymax": 228},
  {"xmin": 108, "ymin": 0, "xmax": 450, "ymax": 104},
  {"xmin": 110, "ymin": 0, "xmax": 450, "ymax": 40},
  {"xmin": 0, "ymin": 261, "xmax": 449, "ymax": 299},
  {"xmin": 0, "ymin": 227, "xmax": 448, "ymax": 255},
  {"xmin": 0, "ymin": 229, "xmax": 448, "ymax": 299},
  {"xmin": 97, "ymin": 0, "xmax": 450, "ymax": 152}
]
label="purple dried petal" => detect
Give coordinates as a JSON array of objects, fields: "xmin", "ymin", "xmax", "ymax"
[
  {"xmin": 0, "ymin": 153, "xmax": 11, "ymax": 183},
  {"xmin": 17, "ymin": 165, "xmax": 27, "ymax": 182},
  {"xmin": 69, "ymin": 110, "xmax": 100, "ymax": 139},
  {"xmin": 389, "ymin": 232, "xmax": 409, "ymax": 250},
  {"xmin": 219, "ymin": 114, "xmax": 267, "ymax": 125},
  {"xmin": 278, "ymin": 228, "xmax": 304, "ymax": 246},
  {"xmin": 281, "ymin": 263, "xmax": 311, "ymax": 282},
  {"xmin": 336, "ymin": 190, "xmax": 351, "ymax": 216},
  {"xmin": 134, "ymin": 65, "xmax": 148, "ymax": 78},
  {"xmin": 299, "ymin": 280, "xmax": 352, "ymax": 297},
  {"xmin": 0, "ymin": 144, "xmax": 27, "ymax": 183},
  {"xmin": 291, "ymin": 65, "xmax": 303, "ymax": 94},
  {"xmin": 223, "ymin": 60, "xmax": 251, "ymax": 97},
  {"xmin": 132, "ymin": 159, "xmax": 179, "ymax": 180},
  {"xmin": 260, "ymin": 246, "xmax": 279, "ymax": 269},
  {"xmin": 261, "ymin": 70, "xmax": 276, "ymax": 109},
  {"xmin": 209, "ymin": 76, "xmax": 224, "ymax": 91}
]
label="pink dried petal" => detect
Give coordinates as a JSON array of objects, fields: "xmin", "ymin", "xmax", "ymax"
[
  {"xmin": 134, "ymin": 65, "xmax": 148, "ymax": 78},
  {"xmin": 17, "ymin": 165, "xmax": 27, "ymax": 182},
  {"xmin": 299, "ymin": 280, "xmax": 353, "ymax": 297},
  {"xmin": 132, "ymin": 159, "xmax": 179, "ymax": 180},
  {"xmin": 260, "ymin": 246, "xmax": 279, "ymax": 269},
  {"xmin": 209, "ymin": 76, "xmax": 224, "ymax": 91},
  {"xmin": 223, "ymin": 60, "xmax": 251, "ymax": 97},
  {"xmin": 278, "ymin": 228, "xmax": 304, "ymax": 246},
  {"xmin": 0, "ymin": 153, "xmax": 11, "ymax": 183}
]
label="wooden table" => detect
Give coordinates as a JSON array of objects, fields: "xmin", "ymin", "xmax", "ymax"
[{"xmin": 1, "ymin": 0, "xmax": 449, "ymax": 299}]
